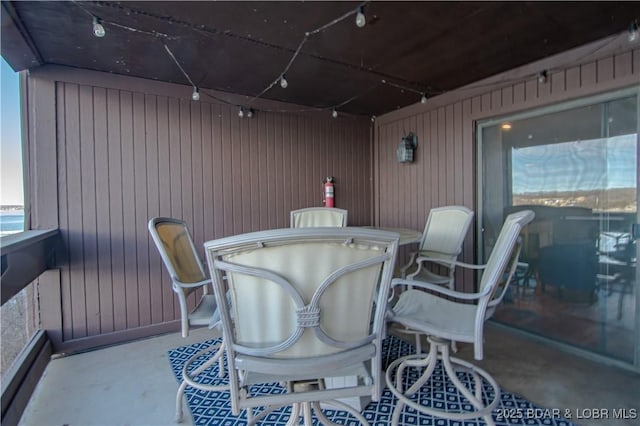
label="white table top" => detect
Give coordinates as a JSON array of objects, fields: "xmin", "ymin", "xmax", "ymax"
[{"xmin": 358, "ymin": 226, "xmax": 422, "ymax": 246}]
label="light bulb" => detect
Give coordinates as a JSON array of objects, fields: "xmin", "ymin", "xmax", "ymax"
[
  {"xmin": 371, "ymin": 115, "xmax": 376, "ymax": 122},
  {"xmin": 332, "ymin": 108, "xmax": 338, "ymax": 118},
  {"xmin": 191, "ymin": 87, "xmax": 200, "ymax": 101},
  {"xmin": 538, "ymin": 70, "xmax": 548, "ymax": 84},
  {"xmin": 280, "ymin": 74, "xmax": 288, "ymax": 89},
  {"xmin": 355, "ymin": 7, "xmax": 366, "ymax": 28},
  {"xmin": 629, "ymin": 21, "xmax": 639, "ymax": 42},
  {"xmin": 420, "ymin": 94, "xmax": 427, "ymax": 104},
  {"xmin": 93, "ymin": 17, "xmax": 106, "ymax": 38},
  {"xmin": 247, "ymin": 108, "xmax": 254, "ymax": 118},
  {"xmin": 238, "ymin": 106, "xmax": 244, "ymax": 118}
]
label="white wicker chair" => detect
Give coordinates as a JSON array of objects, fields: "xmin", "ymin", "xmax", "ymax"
[
  {"xmin": 147, "ymin": 217, "xmax": 226, "ymax": 421},
  {"xmin": 290, "ymin": 207, "xmax": 348, "ymax": 228},
  {"xmin": 386, "ymin": 210, "xmax": 534, "ymax": 426},
  {"xmin": 205, "ymin": 227, "xmax": 399, "ymax": 426}
]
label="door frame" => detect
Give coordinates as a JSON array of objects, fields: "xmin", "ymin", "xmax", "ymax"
[{"xmin": 476, "ymin": 85, "xmax": 640, "ymax": 371}]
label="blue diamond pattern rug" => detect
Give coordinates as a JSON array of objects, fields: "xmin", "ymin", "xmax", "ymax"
[{"xmin": 168, "ymin": 336, "xmax": 576, "ymax": 425}]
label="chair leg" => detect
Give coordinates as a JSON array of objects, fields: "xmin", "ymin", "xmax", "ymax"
[
  {"xmin": 386, "ymin": 337, "xmax": 500, "ymax": 426},
  {"xmin": 175, "ymin": 341, "xmax": 227, "ymax": 422},
  {"xmin": 285, "ymin": 403, "xmax": 301, "ymax": 426},
  {"xmin": 302, "ymin": 402, "xmax": 313, "ymax": 426},
  {"xmin": 311, "ymin": 399, "xmax": 370, "ymax": 426},
  {"xmin": 267, "ymin": 380, "xmax": 371, "ymax": 426},
  {"xmin": 174, "ymin": 380, "xmax": 188, "ymax": 423}
]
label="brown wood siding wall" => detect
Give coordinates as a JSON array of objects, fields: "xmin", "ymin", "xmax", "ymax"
[
  {"xmin": 27, "ymin": 66, "xmax": 372, "ymax": 351},
  {"xmin": 374, "ymin": 47, "xmax": 640, "ymax": 293}
]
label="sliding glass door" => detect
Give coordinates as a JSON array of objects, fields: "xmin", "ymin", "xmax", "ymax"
[{"xmin": 478, "ymin": 87, "xmax": 639, "ymax": 367}]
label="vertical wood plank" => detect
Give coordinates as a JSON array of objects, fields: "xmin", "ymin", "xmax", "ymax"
[
  {"xmin": 613, "ymin": 51, "xmax": 633, "ymax": 79},
  {"xmin": 429, "ymin": 110, "xmax": 439, "ymax": 210},
  {"xmin": 93, "ymin": 87, "xmax": 114, "ymax": 333},
  {"xmin": 490, "ymin": 90, "xmax": 501, "ymax": 111},
  {"xmin": 201, "ymin": 103, "xmax": 214, "ymax": 239},
  {"xmin": 132, "ymin": 92, "xmax": 151, "ymax": 327},
  {"xmin": 190, "ymin": 101, "xmax": 204, "ymax": 246},
  {"xmin": 222, "ymin": 106, "xmax": 234, "ymax": 236},
  {"xmin": 513, "ymin": 83, "xmax": 525, "ymax": 105},
  {"xmin": 79, "ymin": 85, "xmax": 100, "ymax": 336},
  {"xmin": 276, "ymin": 113, "xmax": 287, "ymax": 227},
  {"xmin": 64, "ymin": 83, "xmax": 87, "ymax": 339},
  {"xmin": 156, "ymin": 96, "xmax": 174, "ymax": 322},
  {"xmin": 256, "ymin": 111, "xmax": 268, "ymax": 230},
  {"xmin": 597, "ymin": 56, "xmax": 615, "ymax": 83},
  {"xmin": 145, "ymin": 94, "xmax": 162, "ymax": 325},
  {"xmin": 453, "ymin": 102, "xmax": 463, "ymax": 206},
  {"xmin": 211, "ymin": 104, "xmax": 225, "ymax": 238},
  {"xmin": 501, "ymin": 86, "xmax": 513, "ymax": 110},
  {"xmin": 550, "ymin": 69, "xmax": 565, "ymax": 95},
  {"xmin": 55, "ymin": 82, "xmax": 72, "ymax": 342},
  {"xmin": 565, "ymin": 66, "xmax": 581, "ymax": 92},
  {"xmin": 106, "ymin": 89, "xmax": 126, "ymax": 331},
  {"xmin": 120, "ymin": 91, "xmax": 139, "ymax": 329},
  {"xmin": 581, "ymin": 61, "xmax": 597, "ymax": 87},
  {"xmin": 445, "ymin": 105, "xmax": 455, "ymax": 205}
]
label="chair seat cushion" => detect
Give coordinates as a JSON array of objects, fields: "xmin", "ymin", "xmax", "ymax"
[
  {"xmin": 409, "ymin": 268, "xmax": 450, "ymax": 285},
  {"xmin": 188, "ymin": 294, "xmax": 218, "ymax": 325},
  {"xmin": 390, "ymin": 289, "xmax": 477, "ymax": 342},
  {"xmin": 236, "ymin": 344, "xmax": 375, "ymax": 386}
]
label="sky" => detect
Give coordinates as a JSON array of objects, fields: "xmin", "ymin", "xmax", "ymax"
[
  {"xmin": 511, "ymin": 134, "xmax": 637, "ymax": 194},
  {"xmin": 0, "ymin": 57, "xmax": 23, "ymax": 205}
]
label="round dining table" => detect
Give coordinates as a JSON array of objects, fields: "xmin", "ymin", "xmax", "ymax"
[{"xmin": 358, "ymin": 226, "xmax": 422, "ymax": 246}]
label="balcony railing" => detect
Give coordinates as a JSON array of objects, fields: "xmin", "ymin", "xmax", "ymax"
[{"xmin": 1, "ymin": 229, "xmax": 58, "ymax": 426}]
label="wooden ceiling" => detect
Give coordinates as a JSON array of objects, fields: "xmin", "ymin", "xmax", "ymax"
[{"xmin": 2, "ymin": 1, "xmax": 639, "ymax": 116}]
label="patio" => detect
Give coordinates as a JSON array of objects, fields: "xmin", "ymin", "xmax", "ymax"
[
  {"xmin": 19, "ymin": 325, "xmax": 640, "ymax": 426},
  {"xmin": 2, "ymin": 2, "xmax": 640, "ymax": 425}
]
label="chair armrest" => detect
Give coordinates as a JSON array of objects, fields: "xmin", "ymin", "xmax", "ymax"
[
  {"xmin": 391, "ymin": 278, "xmax": 492, "ymax": 300},
  {"xmin": 174, "ymin": 278, "xmax": 213, "ymax": 289},
  {"xmin": 444, "ymin": 260, "xmax": 487, "ymax": 270},
  {"xmin": 414, "ymin": 255, "xmax": 457, "ymax": 268},
  {"xmin": 399, "ymin": 251, "xmax": 418, "ymax": 277}
]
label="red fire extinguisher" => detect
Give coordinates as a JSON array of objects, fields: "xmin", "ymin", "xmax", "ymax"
[{"xmin": 323, "ymin": 176, "xmax": 335, "ymax": 207}]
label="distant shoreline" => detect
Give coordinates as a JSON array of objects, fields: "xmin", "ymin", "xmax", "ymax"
[{"xmin": 0, "ymin": 205, "xmax": 24, "ymax": 212}]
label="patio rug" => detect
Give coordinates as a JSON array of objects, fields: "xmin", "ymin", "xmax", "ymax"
[{"xmin": 168, "ymin": 336, "xmax": 576, "ymax": 426}]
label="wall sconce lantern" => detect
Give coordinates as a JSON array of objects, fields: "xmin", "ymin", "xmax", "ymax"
[{"xmin": 397, "ymin": 132, "xmax": 418, "ymax": 163}]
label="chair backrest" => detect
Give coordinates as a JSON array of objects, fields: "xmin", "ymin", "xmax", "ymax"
[
  {"xmin": 476, "ymin": 210, "xmax": 534, "ymax": 324},
  {"xmin": 290, "ymin": 207, "xmax": 348, "ymax": 228},
  {"xmin": 148, "ymin": 217, "xmax": 207, "ymax": 285},
  {"xmin": 205, "ymin": 227, "xmax": 398, "ymax": 409},
  {"xmin": 419, "ymin": 205, "xmax": 474, "ymax": 256}
]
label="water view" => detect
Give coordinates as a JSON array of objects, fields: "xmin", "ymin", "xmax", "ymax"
[{"xmin": 0, "ymin": 209, "xmax": 24, "ymax": 236}]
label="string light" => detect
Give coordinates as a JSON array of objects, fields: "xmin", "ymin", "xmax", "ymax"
[
  {"xmin": 74, "ymin": 2, "xmax": 635, "ymax": 118},
  {"xmin": 629, "ymin": 20, "xmax": 639, "ymax": 42},
  {"xmin": 371, "ymin": 115, "xmax": 376, "ymax": 122},
  {"xmin": 381, "ymin": 79, "xmax": 436, "ymax": 105},
  {"xmin": 92, "ymin": 16, "xmax": 106, "ymax": 37},
  {"xmin": 355, "ymin": 7, "xmax": 366, "ymax": 28},
  {"xmin": 78, "ymin": 1, "xmax": 431, "ymax": 116},
  {"xmin": 538, "ymin": 70, "xmax": 548, "ymax": 84}
]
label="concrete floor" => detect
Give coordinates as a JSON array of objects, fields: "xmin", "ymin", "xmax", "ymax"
[{"xmin": 19, "ymin": 324, "xmax": 640, "ymax": 426}]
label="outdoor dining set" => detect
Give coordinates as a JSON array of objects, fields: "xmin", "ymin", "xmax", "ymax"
[{"xmin": 148, "ymin": 205, "xmax": 534, "ymax": 426}]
